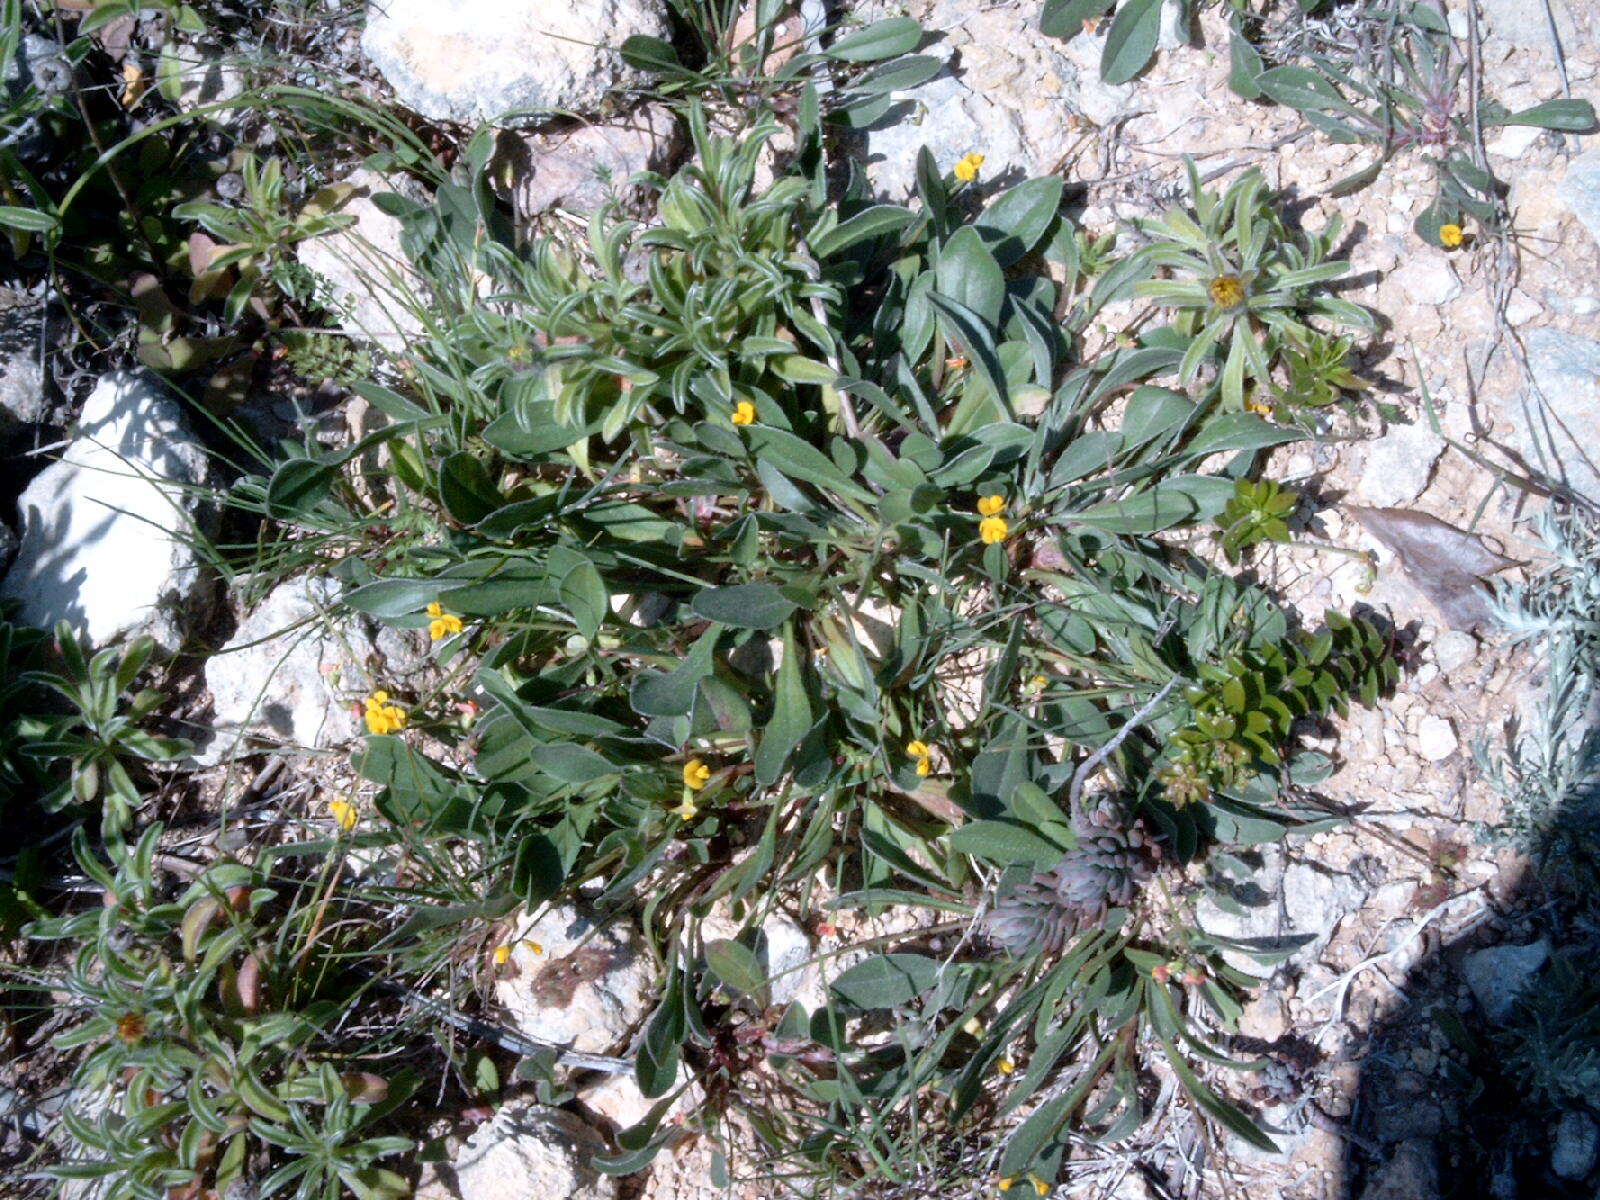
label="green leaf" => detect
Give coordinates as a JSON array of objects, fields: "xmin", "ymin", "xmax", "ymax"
[
  {"xmin": 438, "ymin": 452, "xmax": 502, "ymax": 525},
  {"xmin": 948, "ymin": 820, "xmax": 1067, "ymax": 866},
  {"xmin": 1159, "ymin": 1037, "xmax": 1279, "ymax": 1151},
  {"xmin": 264, "ymin": 459, "xmax": 338, "ymax": 522},
  {"xmin": 754, "ymin": 624, "xmax": 812, "ymax": 786},
  {"xmin": 552, "ymin": 551, "xmax": 608, "ymax": 643},
  {"xmin": 620, "ymin": 35, "xmax": 684, "ymax": 74},
  {"xmin": 1041, "ymin": 0, "xmax": 1114, "ymax": 39},
  {"xmin": 811, "ymin": 204, "xmax": 917, "ymax": 258},
  {"xmin": 830, "ymin": 953, "xmax": 940, "ymax": 1009},
  {"xmin": 1183, "ymin": 413, "xmax": 1301, "ymax": 457},
  {"xmin": 630, "ymin": 627, "xmax": 719, "ymax": 718},
  {"xmin": 691, "ymin": 584, "xmax": 798, "ymax": 630},
  {"xmin": 1255, "ymin": 65, "xmax": 1347, "ymax": 113},
  {"xmin": 826, "ymin": 17, "xmax": 923, "ymax": 62},
  {"xmin": 1100, "ymin": 0, "xmax": 1163, "ymax": 85},
  {"xmin": 935, "ymin": 226, "xmax": 1006, "ymax": 327},
  {"xmin": 1497, "ymin": 99, "xmax": 1596, "ymax": 132},
  {"xmin": 705, "ymin": 939, "xmax": 767, "ymax": 996},
  {"xmin": 743, "ymin": 427, "xmax": 874, "ymax": 502},
  {"xmin": 512, "ymin": 835, "xmax": 564, "ymax": 906},
  {"xmin": 0, "ymin": 206, "xmax": 60, "ymax": 234},
  {"xmin": 973, "ymin": 178, "xmax": 1064, "ymax": 267}
]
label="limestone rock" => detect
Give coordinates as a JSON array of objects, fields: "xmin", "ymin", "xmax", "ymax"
[
  {"xmin": 1520, "ymin": 327, "xmax": 1600, "ymax": 503},
  {"xmin": 1, "ymin": 372, "xmax": 212, "ymax": 653},
  {"xmin": 416, "ymin": 1104, "xmax": 614, "ymax": 1200},
  {"xmin": 202, "ymin": 576, "xmax": 360, "ymax": 762},
  {"xmin": 496, "ymin": 103, "xmax": 681, "ymax": 226},
  {"xmin": 1360, "ymin": 1138, "xmax": 1439, "ymax": 1200},
  {"xmin": 1388, "ymin": 253, "xmax": 1461, "ymax": 307},
  {"xmin": 1415, "ymin": 715, "xmax": 1457, "ymax": 763},
  {"xmin": 1359, "ymin": 424, "xmax": 1445, "ymax": 507},
  {"xmin": 1196, "ymin": 846, "xmax": 1367, "ymax": 974},
  {"xmin": 1553, "ymin": 1110, "xmax": 1599, "ymax": 1181},
  {"xmin": 862, "ymin": 0, "xmax": 1103, "ymax": 199},
  {"xmin": 1431, "ymin": 631, "xmax": 1477, "ymax": 675},
  {"xmin": 361, "ymin": 0, "xmax": 669, "ymax": 125},
  {"xmin": 296, "ymin": 171, "xmax": 425, "ymax": 351},
  {"xmin": 1560, "ymin": 148, "xmax": 1600, "ymax": 252},
  {"xmin": 0, "ymin": 289, "xmax": 48, "ymax": 439},
  {"xmin": 1461, "ymin": 939, "xmax": 1549, "ymax": 1024},
  {"xmin": 495, "ymin": 905, "xmax": 652, "ymax": 1054}
]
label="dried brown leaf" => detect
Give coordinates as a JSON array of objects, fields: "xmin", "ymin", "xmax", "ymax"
[{"xmin": 1348, "ymin": 505, "xmax": 1519, "ymax": 632}]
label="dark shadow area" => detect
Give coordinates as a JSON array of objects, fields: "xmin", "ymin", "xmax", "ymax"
[{"xmin": 1339, "ymin": 659, "xmax": 1600, "ymax": 1198}]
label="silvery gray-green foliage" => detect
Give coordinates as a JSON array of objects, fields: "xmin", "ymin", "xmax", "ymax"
[{"xmin": 1475, "ymin": 508, "xmax": 1600, "ymax": 881}]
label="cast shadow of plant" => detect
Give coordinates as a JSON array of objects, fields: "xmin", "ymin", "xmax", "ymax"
[{"xmin": 1338, "ymin": 624, "xmax": 1600, "ymax": 1198}]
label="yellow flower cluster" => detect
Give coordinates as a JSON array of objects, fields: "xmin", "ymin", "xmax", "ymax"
[
  {"xmin": 364, "ymin": 691, "xmax": 408, "ymax": 736},
  {"xmin": 954, "ymin": 152, "xmax": 986, "ymax": 182},
  {"xmin": 328, "ymin": 798, "xmax": 358, "ymax": 831},
  {"xmin": 906, "ymin": 739, "xmax": 934, "ymax": 777},
  {"xmin": 977, "ymin": 494, "xmax": 1009, "ymax": 544},
  {"xmin": 732, "ymin": 400, "xmax": 757, "ymax": 425},
  {"xmin": 427, "ymin": 601, "xmax": 463, "ymax": 641},
  {"xmin": 1208, "ymin": 274, "xmax": 1246, "ymax": 308}
]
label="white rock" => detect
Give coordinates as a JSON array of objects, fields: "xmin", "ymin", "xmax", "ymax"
[
  {"xmin": 497, "ymin": 104, "xmax": 681, "ymax": 225},
  {"xmin": 496, "ymin": 906, "xmax": 652, "ymax": 1054},
  {"xmin": 1462, "ymin": 939, "xmax": 1549, "ymax": 1024},
  {"xmin": 1196, "ymin": 846, "xmax": 1367, "ymax": 975},
  {"xmin": 1503, "ymin": 288, "xmax": 1541, "ymax": 326},
  {"xmin": 1553, "ymin": 1110, "xmax": 1599, "ymax": 1181},
  {"xmin": 296, "ymin": 171, "xmax": 425, "ymax": 351},
  {"xmin": 1389, "ymin": 254, "xmax": 1462, "ymax": 306},
  {"xmin": 1431, "ymin": 631, "xmax": 1477, "ymax": 675},
  {"xmin": 1, "ymin": 372, "xmax": 212, "ymax": 653},
  {"xmin": 1558, "ymin": 148, "xmax": 1600, "ymax": 251},
  {"xmin": 0, "ymin": 289, "xmax": 47, "ymax": 438},
  {"xmin": 1359, "ymin": 424, "xmax": 1445, "ymax": 506},
  {"xmin": 361, "ymin": 0, "xmax": 669, "ymax": 125},
  {"xmin": 863, "ymin": 0, "xmax": 1107, "ymax": 198},
  {"xmin": 1415, "ymin": 716, "xmax": 1457, "ymax": 762},
  {"xmin": 201, "ymin": 576, "xmax": 360, "ymax": 762},
  {"xmin": 1487, "ymin": 124, "xmax": 1544, "ymax": 160},
  {"xmin": 1519, "ymin": 327, "xmax": 1600, "ymax": 502},
  {"xmin": 417, "ymin": 1104, "xmax": 614, "ymax": 1200}
]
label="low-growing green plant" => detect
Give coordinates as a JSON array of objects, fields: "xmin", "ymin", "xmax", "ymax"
[
  {"xmin": 14, "ymin": 623, "xmax": 191, "ymax": 841},
  {"xmin": 1133, "ymin": 161, "xmax": 1371, "ymax": 411},
  {"xmin": 1217, "ymin": 476, "xmax": 1297, "ymax": 562},
  {"xmin": 220, "ymin": 86, "xmax": 1408, "ymax": 1189},
  {"xmin": 28, "ymin": 826, "xmax": 419, "ymax": 1200}
]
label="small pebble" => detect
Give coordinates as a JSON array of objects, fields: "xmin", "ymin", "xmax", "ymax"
[{"xmin": 1416, "ymin": 716, "xmax": 1458, "ymax": 762}]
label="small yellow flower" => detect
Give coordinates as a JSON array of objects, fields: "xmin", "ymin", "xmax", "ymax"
[
  {"xmin": 675, "ymin": 798, "xmax": 699, "ymax": 822},
  {"xmin": 998, "ymin": 1056, "xmax": 1015, "ymax": 1074},
  {"xmin": 363, "ymin": 691, "xmax": 408, "ymax": 736},
  {"xmin": 684, "ymin": 759, "xmax": 712, "ymax": 790},
  {"xmin": 998, "ymin": 1180, "xmax": 1014, "ymax": 1194},
  {"xmin": 979, "ymin": 515, "xmax": 1009, "ymax": 545},
  {"xmin": 906, "ymin": 740, "xmax": 934, "ymax": 777},
  {"xmin": 1029, "ymin": 1175, "xmax": 1050, "ymax": 1197},
  {"xmin": 523, "ymin": 940, "xmax": 544, "ymax": 955},
  {"xmin": 954, "ymin": 152, "xmax": 986, "ymax": 182},
  {"xmin": 732, "ymin": 400, "xmax": 757, "ymax": 425},
  {"xmin": 493, "ymin": 944, "xmax": 511, "ymax": 965},
  {"xmin": 427, "ymin": 601, "xmax": 464, "ymax": 641},
  {"xmin": 328, "ymin": 798, "xmax": 358, "ymax": 832},
  {"xmin": 1208, "ymin": 274, "xmax": 1246, "ymax": 308},
  {"xmin": 977, "ymin": 494, "xmax": 1006, "ymax": 517},
  {"xmin": 1246, "ymin": 397, "xmax": 1274, "ymax": 416},
  {"xmin": 1439, "ymin": 222, "xmax": 1465, "ymax": 248}
]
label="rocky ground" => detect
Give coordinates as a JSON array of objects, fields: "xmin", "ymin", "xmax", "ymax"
[{"xmin": 3, "ymin": 0, "xmax": 1600, "ymax": 1198}]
